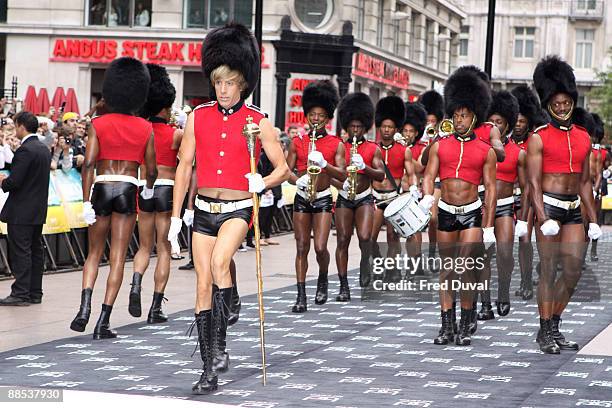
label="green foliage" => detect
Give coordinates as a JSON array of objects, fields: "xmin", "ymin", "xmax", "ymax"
[{"xmin": 589, "ymin": 47, "xmax": 612, "ymax": 143}]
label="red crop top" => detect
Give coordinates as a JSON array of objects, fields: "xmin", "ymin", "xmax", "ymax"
[
  {"xmin": 151, "ymin": 120, "xmax": 178, "ymax": 167},
  {"xmin": 193, "ymin": 101, "xmax": 266, "ymax": 191},
  {"xmin": 93, "ymin": 113, "xmax": 152, "ymax": 164},
  {"xmin": 293, "ymin": 133, "xmax": 341, "ymax": 172},
  {"xmin": 536, "ymin": 124, "xmax": 591, "ymax": 174},
  {"xmin": 438, "ymin": 134, "xmax": 491, "ymax": 185},
  {"xmin": 410, "ymin": 141, "xmax": 427, "ymax": 162},
  {"xmin": 380, "ymin": 141, "xmax": 406, "ymax": 179},
  {"xmin": 474, "ymin": 122, "xmax": 494, "ymax": 145},
  {"xmin": 496, "ymin": 139, "xmax": 522, "ymax": 183},
  {"xmin": 344, "ymin": 139, "xmax": 379, "ymax": 174},
  {"xmin": 593, "ymin": 146, "xmax": 608, "ymax": 163}
]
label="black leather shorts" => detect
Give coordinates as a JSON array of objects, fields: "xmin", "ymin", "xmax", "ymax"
[
  {"xmin": 373, "ymin": 189, "xmax": 397, "ymax": 211},
  {"xmin": 293, "ymin": 192, "xmax": 333, "ymax": 213},
  {"xmin": 336, "ymin": 193, "xmax": 374, "ymax": 210},
  {"xmin": 438, "ymin": 207, "xmax": 482, "ymax": 232},
  {"xmin": 192, "ymin": 196, "xmax": 253, "ymax": 237},
  {"xmin": 514, "ymin": 194, "xmax": 522, "ymax": 213},
  {"xmin": 91, "ymin": 182, "xmax": 137, "ymax": 216},
  {"xmin": 495, "ymin": 203, "xmax": 514, "ymax": 219},
  {"xmin": 543, "ymin": 192, "xmax": 582, "ymax": 225},
  {"xmin": 138, "ymin": 185, "xmax": 173, "ymax": 213},
  {"xmin": 434, "ymin": 181, "xmax": 441, "ymax": 189}
]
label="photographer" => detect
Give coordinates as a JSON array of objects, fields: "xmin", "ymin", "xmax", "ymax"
[{"xmin": 50, "ymin": 125, "xmax": 73, "ymax": 172}]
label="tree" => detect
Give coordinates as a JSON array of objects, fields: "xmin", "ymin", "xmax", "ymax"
[{"xmin": 589, "ymin": 46, "xmax": 612, "ymax": 144}]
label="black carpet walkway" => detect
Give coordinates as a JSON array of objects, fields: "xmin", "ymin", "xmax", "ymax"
[{"xmin": 1, "ymin": 253, "xmax": 611, "ymax": 407}]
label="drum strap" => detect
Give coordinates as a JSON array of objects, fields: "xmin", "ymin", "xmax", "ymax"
[{"xmin": 382, "ymin": 161, "xmax": 400, "ymax": 193}]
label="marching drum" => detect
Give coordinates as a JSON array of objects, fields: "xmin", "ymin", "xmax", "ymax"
[{"xmin": 383, "ymin": 194, "xmax": 431, "ymax": 238}]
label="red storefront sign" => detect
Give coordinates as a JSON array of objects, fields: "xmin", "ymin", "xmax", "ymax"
[
  {"xmin": 49, "ymin": 38, "xmax": 269, "ymax": 67},
  {"xmin": 285, "ymin": 77, "xmax": 334, "ymax": 132},
  {"xmin": 353, "ymin": 52, "xmax": 410, "ymax": 89}
]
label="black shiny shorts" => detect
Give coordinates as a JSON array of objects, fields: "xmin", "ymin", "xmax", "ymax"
[
  {"xmin": 193, "ymin": 196, "xmax": 253, "ymax": 237},
  {"xmin": 293, "ymin": 192, "xmax": 333, "ymax": 213},
  {"xmin": 91, "ymin": 182, "xmax": 137, "ymax": 216},
  {"xmin": 138, "ymin": 185, "xmax": 173, "ymax": 213},
  {"xmin": 438, "ymin": 206, "xmax": 482, "ymax": 232},
  {"xmin": 495, "ymin": 202, "xmax": 514, "ymax": 219},
  {"xmin": 434, "ymin": 181, "xmax": 441, "ymax": 189},
  {"xmin": 373, "ymin": 189, "xmax": 397, "ymax": 211},
  {"xmin": 543, "ymin": 192, "xmax": 582, "ymax": 225},
  {"xmin": 514, "ymin": 194, "xmax": 522, "ymax": 213},
  {"xmin": 336, "ymin": 193, "xmax": 374, "ymax": 210}
]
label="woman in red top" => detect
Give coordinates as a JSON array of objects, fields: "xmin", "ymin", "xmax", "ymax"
[
  {"xmin": 168, "ymin": 23, "xmax": 289, "ymax": 394},
  {"xmin": 371, "ymin": 96, "xmax": 418, "ymax": 281},
  {"xmin": 510, "ymin": 85, "xmax": 548, "ymax": 301},
  {"xmin": 333, "ymin": 92, "xmax": 385, "ymax": 299},
  {"xmin": 477, "ymin": 91, "xmax": 527, "ymax": 321},
  {"xmin": 422, "ymin": 67, "xmax": 497, "ymax": 347},
  {"xmin": 529, "ymin": 56, "xmax": 601, "ymax": 354},
  {"xmin": 70, "ymin": 57, "xmax": 157, "ymax": 339},
  {"xmin": 129, "ymin": 64, "xmax": 183, "ymax": 323},
  {"xmin": 285, "ymin": 80, "xmax": 346, "ymax": 312}
]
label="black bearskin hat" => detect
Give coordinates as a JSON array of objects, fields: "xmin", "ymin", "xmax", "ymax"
[
  {"xmin": 533, "ymin": 55, "xmax": 578, "ymax": 108},
  {"xmin": 338, "ymin": 92, "xmax": 374, "ymax": 131},
  {"xmin": 572, "ymin": 107, "xmax": 596, "ymax": 137},
  {"xmin": 511, "ymin": 85, "xmax": 547, "ymax": 129},
  {"xmin": 418, "ymin": 90, "xmax": 444, "ymax": 122},
  {"xmin": 302, "ymin": 80, "xmax": 340, "ymax": 119},
  {"xmin": 375, "ymin": 96, "xmax": 405, "ymax": 128},
  {"xmin": 201, "ymin": 22, "xmax": 260, "ymax": 100},
  {"xmin": 444, "ymin": 67, "xmax": 492, "ymax": 126},
  {"xmin": 455, "ymin": 65, "xmax": 490, "ymax": 83},
  {"xmin": 592, "ymin": 113, "xmax": 605, "ymax": 142},
  {"xmin": 404, "ymin": 102, "xmax": 427, "ymax": 139},
  {"xmin": 102, "ymin": 57, "xmax": 150, "ymax": 114},
  {"xmin": 142, "ymin": 63, "xmax": 176, "ymax": 119},
  {"xmin": 488, "ymin": 90, "xmax": 520, "ymax": 131}
]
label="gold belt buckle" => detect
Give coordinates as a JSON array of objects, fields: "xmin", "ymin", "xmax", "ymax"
[
  {"xmin": 455, "ymin": 206, "xmax": 465, "ymax": 214},
  {"xmin": 209, "ymin": 202, "xmax": 222, "ymax": 214},
  {"xmin": 568, "ymin": 201, "xmax": 578, "ymax": 210}
]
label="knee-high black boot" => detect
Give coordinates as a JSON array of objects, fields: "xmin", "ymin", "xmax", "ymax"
[
  {"xmin": 191, "ymin": 310, "xmax": 218, "ymax": 395},
  {"xmin": 70, "ymin": 288, "xmax": 92, "ymax": 332},
  {"xmin": 128, "ymin": 272, "xmax": 143, "ymax": 317},
  {"xmin": 93, "ymin": 304, "xmax": 117, "ymax": 340},
  {"xmin": 147, "ymin": 292, "xmax": 168, "ymax": 323},
  {"xmin": 228, "ymin": 284, "xmax": 241, "ymax": 326},
  {"xmin": 212, "ymin": 287, "xmax": 232, "ymax": 373}
]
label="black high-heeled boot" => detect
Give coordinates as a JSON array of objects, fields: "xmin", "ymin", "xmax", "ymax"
[
  {"xmin": 314, "ymin": 274, "xmax": 328, "ymax": 305},
  {"xmin": 551, "ymin": 314, "xmax": 579, "ymax": 350},
  {"xmin": 128, "ymin": 272, "xmax": 143, "ymax": 317},
  {"xmin": 536, "ymin": 318, "xmax": 561, "ymax": 354},
  {"xmin": 70, "ymin": 288, "xmax": 92, "ymax": 332},
  {"xmin": 477, "ymin": 301, "xmax": 495, "ymax": 320},
  {"xmin": 434, "ymin": 309, "xmax": 454, "ymax": 345},
  {"xmin": 93, "ymin": 304, "xmax": 117, "ymax": 340},
  {"xmin": 455, "ymin": 308, "xmax": 472, "ymax": 346},
  {"xmin": 191, "ymin": 310, "xmax": 218, "ymax": 395},
  {"xmin": 496, "ymin": 301, "xmax": 511, "ymax": 316},
  {"xmin": 291, "ymin": 282, "xmax": 307, "ymax": 313},
  {"xmin": 335, "ymin": 276, "xmax": 351, "ymax": 302},
  {"xmin": 227, "ymin": 284, "xmax": 241, "ymax": 326},
  {"xmin": 469, "ymin": 301, "xmax": 478, "ymax": 334},
  {"xmin": 212, "ymin": 287, "xmax": 232, "ymax": 373},
  {"xmin": 147, "ymin": 292, "xmax": 168, "ymax": 324}
]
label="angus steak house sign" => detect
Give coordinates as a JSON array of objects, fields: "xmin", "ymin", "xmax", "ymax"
[{"xmin": 50, "ymin": 38, "xmax": 270, "ymax": 67}]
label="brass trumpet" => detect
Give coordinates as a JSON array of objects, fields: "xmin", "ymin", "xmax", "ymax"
[
  {"xmin": 346, "ymin": 136, "xmax": 359, "ymax": 200},
  {"xmin": 439, "ymin": 119, "xmax": 455, "ymax": 137},
  {"xmin": 425, "ymin": 124, "xmax": 437, "ymax": 138},
  {"xmin": 306, "ymin": 123, "xmax": 322, "ymax": 202}
]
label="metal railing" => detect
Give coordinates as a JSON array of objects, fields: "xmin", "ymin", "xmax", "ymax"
[{"xmin": 569, "ymin": 0, "xmax": 604, "ymax": 21}]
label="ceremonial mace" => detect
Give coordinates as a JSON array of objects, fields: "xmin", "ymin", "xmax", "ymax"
[{"xmin": 242, "ymin": 115, "xmax": 268, "ymax": 385}]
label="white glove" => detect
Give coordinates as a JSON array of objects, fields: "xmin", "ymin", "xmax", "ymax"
[
  {"xmin": 182, "ymin": 209, "xmax": 194, "ymax": 227},
  {"xmin": 483, "ymin": 227, "xmax": 496, "ymax": 249},
  {"xmin": 393, "ymin": 133, "xmax": 406, "ymax": 145},
  {"xmin": 408, "ymin": 184, "xmax": 420, "ymax": 200},
  {"xmin": 245, "ymin": 173, "xmax": 266, "ymax": 193},
  {"xmin": 342, "ymin": 179, "xmax": 351, "ymax": 192},
  {"xmin": 418, "ymin": 194, "xmax": 435, "ymax": 213},
  {"xmin": 168, "ymin": 217, "xmax": 182, "ymax": 256},
  {"xmin": 588, "ymin": 223, "xmax": 602, "ymax": 240},
  {"xmin": 140, "ymin": 186, "xmax": 154, "ymax": 200},
  {"xmin": 82, "ymin": 201, "xmax": 96, "ymax": 225},
  {"xmin": 308, "ymin": 151, "xmax": 327, "ymax": 168},
  {"xmin": 603, "ymin": 169, "xmax": 611, "ymax": 179},
  {"xmin": 276, "ymin": 197, "xmax": 285, "ymax": 208},
  {"xmin": 296, "ymin": 174, "xmax": 309, "ymax": 190},
  {"xmin": 540, "ymin": 219, "xmax": 560, "ymax": 236},
  {"xmin": 351, "ymin": 154, "xmax": 365, "ymax": 170},
  {"xmin": 515, "ymin": 220, "xmax": 528, "ymax": 238}
]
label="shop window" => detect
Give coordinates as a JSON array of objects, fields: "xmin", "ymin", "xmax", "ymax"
[
  {"xmin": 185, "ymin": 0, "xmax": 254, "ymax": 29},
  {"xmin": 513, "ymin": 27, "xmax": 535, "ymax": 59},
  {"xmin": 87, "ymin": 0, "xmax": 152, "ymax": 27}
]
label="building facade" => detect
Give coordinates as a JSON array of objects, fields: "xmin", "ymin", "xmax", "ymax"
[
  {"xmin": 0, "ymin": 0, "xmax": 465, "ymax": 128},
  {"xmin": 455, "ymin": 0, "xmax": 612, "ymax": 108}
]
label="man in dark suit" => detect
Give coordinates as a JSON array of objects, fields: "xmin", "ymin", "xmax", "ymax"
[{"xmin": 0, "ymin": 111, "xmax": 51, "ymax": 306}]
